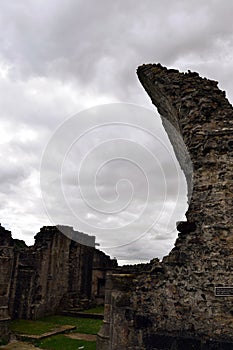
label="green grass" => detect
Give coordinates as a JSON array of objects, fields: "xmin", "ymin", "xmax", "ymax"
[
  {"xmin": 10, "ymin": 315, "xmax": 102, "ymax": 350},
  {"xmin": 84, "ymin": 306, "xmax": 104, "ymax": 314},
  {"xmin": 39, "ymin": 315, "xmax": 102, "ymax": 335},
  {"xmin": 10, "ymin": 315, "xmax": 102, "ymax": 336},
  {"xmin": 0, "ymin": 339, "xmax": 8, "ymax": 346},
  {"xmin": 10, "ymin": 319, "xmax": 59, "ymax": 335},
  {"xmin": 35, "ymin": 334, "xmax": 96, "ymax": 350}
]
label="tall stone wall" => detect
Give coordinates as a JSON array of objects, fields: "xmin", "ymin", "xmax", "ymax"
[
  {"xmin": 97, "ymin": 64, "xmax": 233, "ymax": 349},
  {"xmin": 92, "ymin": 250, "xmax": 118, "ymax": 305},
  {"xmin": 0, "ymin": 225, "xmax": 14, "ymax": 343},
  {"xmin": 8, "ymin": 226, "xmax": 95, "ymax": 320},
  {"xmin": 0, "ymin": 223, "xmax": 117, "ymax": 342}
]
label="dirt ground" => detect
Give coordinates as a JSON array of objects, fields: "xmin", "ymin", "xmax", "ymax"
[
  {"xmin": 0, "ymin": 332, "xmax": 97, "ymax": 349},
  {"xmin": 66, "ymin": 332, "xmax": 96, "ymax": 341},
  {"xmin": 0, "ymin": 341, "xmax": 39, "ymax": 350}
]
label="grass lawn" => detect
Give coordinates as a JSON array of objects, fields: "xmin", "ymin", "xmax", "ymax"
[
  {"xmin": 39, "ymin": 315, "xmax": 102, "ymax": 335},
  {"xmin": 10, "ymin": 319, "xmax": 59, "ymax": 335},
  {"xmin": 84, "ymin": 306, "xmax": 104, "ymax": 314},
  {"xmin": 10, "ymin": 315, "xmax": 102, "ymax": 336},
  {"xmin": 35, "ymin": 334, "xmax": 96, "ymax": 350}
]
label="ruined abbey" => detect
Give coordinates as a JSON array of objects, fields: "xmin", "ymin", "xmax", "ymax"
[
  {"xmin": 1, "ymin": 63, "xmax": 233, "ymax": 349},
  {"xmin": 0, "ymin": 224, "xmax": 117, "ymax": 342}
]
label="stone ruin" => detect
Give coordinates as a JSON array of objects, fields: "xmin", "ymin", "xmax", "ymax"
[
  {"xmin": 97, "ymin": 64, "xmax": 233, "ymax": 349},
  {"xmin": 1, "ymin": 63, "xmax": 232, "ymax": 348},
  {"xmin": 0, "ymin": 224, "xmax": 117, "ymax": 343}
]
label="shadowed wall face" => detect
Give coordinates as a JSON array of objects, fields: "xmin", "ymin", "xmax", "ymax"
[
  {"xmin": 97, "ymin": 64, "xmax": 233, "ymax": 350},
  {"xmin": 0, "ymin": 223, "xmax": 116, "ymax": 345},
  {"xmin": 0, "ymin": 225, "xmax": 14, "ymax": 343},
  {"xmin": 8, "ymin": 226, "xmax": 96, "ymax": 320}
]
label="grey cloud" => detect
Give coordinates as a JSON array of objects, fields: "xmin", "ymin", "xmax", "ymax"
[
  {"xmin": 0, "ymin": 0, "xmax": 232, "ymax": 263},
  {"xmin": 1, "ymin": 0, "xmax": 233, "ymax": 99}
]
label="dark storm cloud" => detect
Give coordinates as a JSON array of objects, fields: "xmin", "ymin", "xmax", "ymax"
[{"xmin": 1, "ymin": 0, "xmax": 233, "ymax": 99}]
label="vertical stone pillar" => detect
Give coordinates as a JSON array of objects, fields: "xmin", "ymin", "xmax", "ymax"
[
  {"xmin": 0, "ymin": 225, "xmax": 14, "ymax": 343},
  {"xmin": 97, "ymin": 273, "xmax": 139, "ymax": 350},
  {"xmin": 96, "ymin": 273, "xmax": 113, "ymax": 350}
]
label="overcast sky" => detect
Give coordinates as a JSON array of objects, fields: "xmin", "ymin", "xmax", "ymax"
[{"xmin": 0, "ymin": 0, "xmax": 233, "ymax": 264}]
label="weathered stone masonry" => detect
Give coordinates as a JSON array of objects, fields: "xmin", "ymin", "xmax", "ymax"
[
  {"xmin": 97, "ymin": 64, "xmax": 233, "ymax": 349},
  {"xmin": 9, "ymin": 226, "xmax": 96, "ymax": 320},
  {"xmin": 0, "ymin": 226, "xmax": 14, "ymax": 343},
  {"xmin": 0, "ymin": 224, "xmax": 117, "ymax": 343}
]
